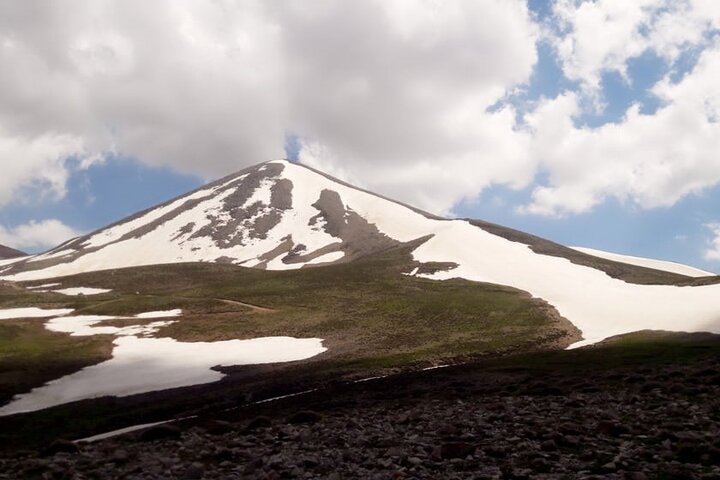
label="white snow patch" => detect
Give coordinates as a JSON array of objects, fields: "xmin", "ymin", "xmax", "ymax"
[
  {"xmin": 27, "ymin": 249, "xmax": 75, "ymax": 263},
  {"xmin": 252, "ymin": 388, "xmax": 319, "ymax": 404},
  {"xmin": 353, "ymin": 375, "xmax": 388, "ymax": 383},
  {"xmin": 0, "ymin": 307, "xmax": 74, "ymax": 319},
  {"xmin": 304, "ymin": 250, "xmax": 345, "ymax": 265},
  {"xmin": 421, "ymin": 364, "xmax": 450, "ymax": 371},
  {"xmin": 45, "ymin": 315, "xmax": 176, "ymax": 337},
  {"xmin": 134, "ymin": 309, "xmax": 182, "ymax": 318},
  {"xmin": 0, "ymin": 336, "xmax": 326, "ymax": 415},
  {"xmin": 52, "ymin": 287, "xmax": 112, "ymax": 296},
  {"xmin": 571, "ymin": 246, "xmax": 715, "ymax": 278},
  {"xmin": 46, "ymin": 310, "xmax": 182, "ymax": 336},
  {"xmin": 77, "ymin": 421, "xmax": 169, "ymax": 443},
  {"xmin": 0, "ymin": 257, "xmax": 26, "ymax": 268},
  {"xmin": 27, "ymin": 283, "xmax": 61, "ymax": 289}
]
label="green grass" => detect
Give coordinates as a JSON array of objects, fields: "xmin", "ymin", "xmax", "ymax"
[
  {"xmin": 0, "ymin": 319, "xmax": 113, "ymax": 404},
  {"xmin": 56, "ymin": 245, "xmax": 574, "ymax": 367},
  {"xmin": 480, "ymin": 330, "xmax": 720, "ymax": 374}
]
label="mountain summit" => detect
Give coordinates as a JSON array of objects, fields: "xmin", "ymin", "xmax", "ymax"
[
  {"xmin": 1, "ymin": 159, "xmax": 719, "ymax": 347},
  {"xmin": 1, "ymin": 160, "xmax": 431, "ymax": 280}
]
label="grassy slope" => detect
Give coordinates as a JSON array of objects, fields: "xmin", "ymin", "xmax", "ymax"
[{"xmin": 26, "ymin": 244, "xmax": 577, "ymax": 369}]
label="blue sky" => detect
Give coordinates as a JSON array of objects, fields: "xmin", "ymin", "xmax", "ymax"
[{"xmin": 1, "ymin": 1, "xmax": 719, "ymax": 273}]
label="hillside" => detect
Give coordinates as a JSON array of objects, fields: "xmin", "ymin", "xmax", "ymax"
[
  {"xmin": 0, "ymin": 244, "xmax": 578, "ymax": 447},
  {"xmin": 0, "ymin": 244, "xmax": 25, "ymax": 260}
]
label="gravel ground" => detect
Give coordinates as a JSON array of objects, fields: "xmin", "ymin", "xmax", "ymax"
[{"xmin": 3, "ymin": 352, "xmax": 720, "ymax": 479}]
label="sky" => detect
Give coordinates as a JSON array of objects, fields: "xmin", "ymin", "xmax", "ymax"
[{"xmin": 0, "ymin": 1, "xmax": 719, "ymax": 272}]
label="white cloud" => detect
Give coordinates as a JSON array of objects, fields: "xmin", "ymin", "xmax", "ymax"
[
  {"xmin": 0, "ymin": 126, "xmax": 101, "ymax": 207},
  {"xmin": 0, "ymin": 0, "xmax": 285, "ymax": 206},
  {"xmin": 523, "ymin": 40, "xmax": 720, "ymax": 216},
  {"xmin": 550, "ymin": 0, "xmax": 720, "ymax": 97},
  {"xmin": 286, "ymin": 0, "xmax": 539, "ymax": 214},
  {"xmin": 705, "ymin": 223, "xmax": 720, "ymax": 261},
  {"xmin": 0, "ymin": 0, "xmax": 539, "ymax": 215},
  {"xmin": 2, "ymin": 0, "xmax": 719, "ymax": 221},
  {"xmin": 0, "ymin": 219, "xmax": 81, "ymax": 251},
  {"xmin": 551, "ymin": 0, "xmax": 658, "ymax": 94}
]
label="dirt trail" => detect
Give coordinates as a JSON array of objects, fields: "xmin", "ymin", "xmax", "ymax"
[
  {"xmin": 216, "ymin": 298, "xmax": 276, "ymax": 313},
  {"xmin": 71, "ymin": 293, "xmax": 277, "ymax": 316}
]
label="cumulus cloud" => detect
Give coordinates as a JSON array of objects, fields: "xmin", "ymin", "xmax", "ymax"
[
  {"xmin": 550, "ymin": 0, "xmax": 720, "ymax": 96},
  {"xmin": 0, "ymin": 219, "xmax": 81, "ymax": 251},
  {"xmin": 287, "ymin": 1, "xmax": 539, "ymax": 213},
  {"xmin": 0, "ymin": 0, "xmax": 539, "ymax": 215},
  {"xmin": 522, "ymin": 39, "xmax": 720, "ymax": 216},
  {"xmin": 0, "ymin": 0, "xmax": 286, "ymax": 206},
  {"xmin": 705, "ymin": 223, "xmax": 720, "ymax": 261}
]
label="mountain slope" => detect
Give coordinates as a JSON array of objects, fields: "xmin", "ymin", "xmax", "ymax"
[
  {"xmin": 1, "ymin": 159, "xmax": 720, "ymax": 347},
  {"xmin": 571, "ymin": 246, "xmax": 714, "ymax": 278},
  {"xmin": 466, "ymin": 219, "xmax": 713, "ymax": 285},
  {"xmin": 0, "ymin": 244, "xmax": 26, "ymax": 260}
]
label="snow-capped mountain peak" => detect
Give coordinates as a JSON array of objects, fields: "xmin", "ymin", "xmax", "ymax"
[
  {"xmin": 0, "ymin": 160, "xmax": 427, "ymax": 281},
  {"xmin": 2, "ymin": 159, "xmax": 720, "ymax": 349}
]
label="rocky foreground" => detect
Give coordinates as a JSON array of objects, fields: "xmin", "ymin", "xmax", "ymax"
[{"xmin": 2, "ymin": 341, "xmax": 720, "ymax": 480}]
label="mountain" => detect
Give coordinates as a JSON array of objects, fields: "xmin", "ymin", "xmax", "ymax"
[
  {"xmin": 1, "ymin": 159, "xmax": 719, "ymax": 347},
  {"xmin": 0, "ymin": 244, "xmax": 26, "ymax": 260}
]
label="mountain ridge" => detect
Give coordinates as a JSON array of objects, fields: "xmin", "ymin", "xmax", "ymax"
[{"xmin": 0, "ymin": 244, "xmax": 26, "ymax": 260}]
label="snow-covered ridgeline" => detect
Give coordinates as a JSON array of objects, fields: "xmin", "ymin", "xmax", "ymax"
[{"xmin": 570, "ymin": 246, "xmax": 714, "ymax": 278}]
